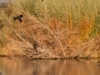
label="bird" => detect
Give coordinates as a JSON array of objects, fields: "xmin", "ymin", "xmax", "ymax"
[
  {"xmin": 33, "ymin": 43, "xmax": 38, "ymax": 50},
  {"xmin": 13, "ymin": 14, "xmax": 23, "ymax": 23}
]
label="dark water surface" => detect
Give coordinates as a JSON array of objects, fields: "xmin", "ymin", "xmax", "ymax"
[{"xmin": 0, "ymin": 58, "xmax": 100, "ymax": 75}]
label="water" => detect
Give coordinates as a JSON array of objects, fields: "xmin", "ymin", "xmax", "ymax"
[{"xmin": 0, "ymin": 58, "xmax": 100, "ymax": 75}]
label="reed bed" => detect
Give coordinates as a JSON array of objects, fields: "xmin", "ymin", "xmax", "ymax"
[{"xmin": 0, "ymin": 0, "xmax": 100, "ymax": 59}]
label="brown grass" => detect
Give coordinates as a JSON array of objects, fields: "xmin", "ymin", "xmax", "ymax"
[{"xmin": 0, "ymin": 0, "xmax": 100, "ymax": 59}]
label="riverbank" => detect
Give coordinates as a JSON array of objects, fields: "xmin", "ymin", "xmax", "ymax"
[
  {"xmin": 0, "ymin": 37, "xmax": 100, "ymax": 59},
  {"xmin": 0, "ymin": 0, "xmax": 100, "ymax": 59}
]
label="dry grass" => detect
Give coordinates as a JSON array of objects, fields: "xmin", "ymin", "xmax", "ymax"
[{"xmin": 0, "ymin": 0, "xmax": 100, "ymax": 59}]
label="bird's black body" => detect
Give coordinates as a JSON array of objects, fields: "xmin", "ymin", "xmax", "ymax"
[{"xmin": 13, "ymin": 15, "xmax": 23, "ymax": 23}]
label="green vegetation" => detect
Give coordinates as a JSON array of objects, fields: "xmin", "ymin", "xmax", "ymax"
[{"xmin": 0, "ymin": 0, "xmax": 100, "ymax": 59}]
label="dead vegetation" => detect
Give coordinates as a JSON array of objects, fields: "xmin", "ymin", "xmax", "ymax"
[{"xmin": 0, "ymin": 0, "xmax": 100, "ymax": 59}]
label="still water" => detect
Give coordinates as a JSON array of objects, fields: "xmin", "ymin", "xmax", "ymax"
[{"xmin": 0, "ymin": 58, "xmax": 100, "ymax": 75}]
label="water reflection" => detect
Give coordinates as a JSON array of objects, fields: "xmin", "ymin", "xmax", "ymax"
[{"xmin": 0, "ymin": 58, "xmax": 100, "ymax": 75}]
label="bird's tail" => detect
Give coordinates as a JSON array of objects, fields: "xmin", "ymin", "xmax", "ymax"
[{"xmin": 13, "ymin": 17, "xmax": 17, "ymax": 20}]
